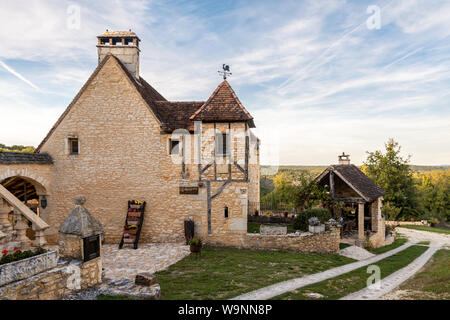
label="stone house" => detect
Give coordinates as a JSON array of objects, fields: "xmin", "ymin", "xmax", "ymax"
[{"xmin": 0, "ymin": 30, "xmax": 260, "ymax": 247}]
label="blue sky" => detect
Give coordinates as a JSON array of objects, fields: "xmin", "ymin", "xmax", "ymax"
[{"xmin": 0, "ymin": 0, "xmax": 449, "ymax": 165}]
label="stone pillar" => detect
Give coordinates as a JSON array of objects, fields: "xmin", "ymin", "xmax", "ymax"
[
  {"xmin": 33, "ymin": 226, "xmax": 47, "ymax": 248},
  {"xmin": 357, "ymin": 203, "xmax": 365, "ymax": 246},
  {"xmin": 14, "ymin": 209, "xmax": 31, "ymax": 249},
  {"xmin": 0, "ymin": 199, "xmax": 12, "ymax": 231},
  {"xmin": 371, "ymin": 201, "xmax": 378, "ymax": 232}
]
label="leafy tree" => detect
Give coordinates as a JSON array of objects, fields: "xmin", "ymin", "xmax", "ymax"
[{"xmin": 363, "ymin": 138, "xmax": 418, "ymax": 217}]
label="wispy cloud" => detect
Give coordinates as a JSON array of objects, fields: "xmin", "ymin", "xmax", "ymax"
[
  {"xmin": 0, "ymin": 60, "xmax": 40, "ymax": 90},
  {"xmin": 0, "ymin": 0, "xmax": 449, "ymax": 165}
]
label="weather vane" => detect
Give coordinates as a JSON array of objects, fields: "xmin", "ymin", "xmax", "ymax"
[{"xmin": 218, "ymin": 64, "xmax": 232, "ymax": 80}]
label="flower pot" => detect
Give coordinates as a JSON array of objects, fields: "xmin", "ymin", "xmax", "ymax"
[{"xmin": 190, "ymin": 244, "xmax": 202, "ymax": 253}]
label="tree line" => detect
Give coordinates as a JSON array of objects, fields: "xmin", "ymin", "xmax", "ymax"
[{"xmin": 261, "ymin": 138, "xmax": 449, "ymax": 224}]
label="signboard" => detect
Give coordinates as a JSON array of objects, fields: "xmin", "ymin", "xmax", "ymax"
[{"xmin": 179, "ymin": 186, "xmax": 199, "ymax": 195}]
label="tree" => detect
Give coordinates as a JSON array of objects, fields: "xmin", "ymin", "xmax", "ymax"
[{"xmin": 363, "ymin": 138, "xmax": 418, "ymax": 216}]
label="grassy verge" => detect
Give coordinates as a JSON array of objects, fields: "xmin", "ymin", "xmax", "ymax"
[
  {"xmin": 157, "ymin": 247, "xmax": 354, "ymax": 300},
  {"xmin": 386, "ymin": 249, "xmax": 449, "ymax": 300},
  {"xmin": 339, "ymin": 243, "xmax": 352, "ymax": 249},
  {"xmin": 367, "ymin": 237, "xmax": 407, "ymax": 254},
  {"xmin": 417, "ymin": 241, "xmax": 430, "ymax": 245},
  {"xmin": 397, "ymin": 225, "xmax": 450, "ymax": 235},
  {"xmin": 274, "ymin": 245, "xmax": 428, "ymax": 300},
  {"xmin": 247, "ymin": 222, "xmax": 295, "ymax": 234}
]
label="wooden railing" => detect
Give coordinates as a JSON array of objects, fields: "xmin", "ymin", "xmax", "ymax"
[{"xmin": 0, "ymin": 184, "xmax": 49, "ymax": 249}]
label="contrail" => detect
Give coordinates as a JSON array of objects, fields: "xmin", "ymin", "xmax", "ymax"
[{"xmin": 0, "ymin": 60, "xmax": 40, "ymax": 90}]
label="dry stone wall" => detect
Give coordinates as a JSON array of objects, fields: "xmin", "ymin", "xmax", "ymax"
[{"xmin": 0, "ymin": 257, "xmax": 101, "ymax": 300}]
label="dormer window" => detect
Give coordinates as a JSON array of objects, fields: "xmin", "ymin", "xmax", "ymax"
[
  {"xmin": 169, "ymin": 139, "xmax": 180, "ymax": 155},
  {"xmin": 215, "ymin": 132, "xmax": 229, "ymax": 157},
  {"xmin": 68, "ymin": 137, "xmax": 79, "ymax": 155}
]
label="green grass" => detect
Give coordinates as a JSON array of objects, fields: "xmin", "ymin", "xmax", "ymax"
[
  {"xmin": 417, "ymin": 241, "xmax": 430, "ymax": 245},
  {"xmin": 339, "ymin": 243, "xmax": 352, "ymax": 249},
  {"xmin": 157, "ymin": 247, "xmax": 355, "ymax": 300},
  {"xmin": 367, "ymin": 237, "xmax": 408, "ymax": 254},
  {"xmin": 247, "ymin": 222, "xmax": 295, "ymax": 234},
  {"xmin": 274, "ymin": 245, "xmax": 428, "ymax": 300},
  {"xmin": 397, "ymin": 225, "xmax": 450, "ymax": 235},
  {"xmin": 392, "ymin": 249, "xmax": 450, "ymax": 299}
]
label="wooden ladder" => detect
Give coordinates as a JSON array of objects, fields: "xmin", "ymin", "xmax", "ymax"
[{"xmin": 118, "ymin": 200, "xmax": 146, "ymax": 250}]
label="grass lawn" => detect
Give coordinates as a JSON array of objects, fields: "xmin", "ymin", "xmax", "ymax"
[
  {"xmin": 247, "ymin": 222, "xmax": 295, "ymax": 233},
  {"xmin": 397, "ymin": 225, "xmax": 450, "ymax": 235},
  {"xmin": 274, "ymin": 245, "xmax": 428, "ymax": 300},
  {"xmin": 388, "ymin": 249, "xmax": 450, "ymax": 300},
  {"xmin": 339, "ymin": 243, "xmax": 352, "ymax": 249},
  {"xmin": 157, "ymin": 247, "xmax": 355, "ymax": 300},
  {"xmin": 417, "ymin": 241, "xmax": 430, "ymax": 245},
  {"xmin": 367, "ymin": 237, "xmax": 408, "ymax": 254}
]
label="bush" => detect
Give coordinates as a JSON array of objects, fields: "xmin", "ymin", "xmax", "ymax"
[
  {"xmin": 189, "ymin": 238, "xmax": 202, "ymax": 246},
  {"xmin": 293, "ymin": 208, "xmax": 331, "ymax": 231}
]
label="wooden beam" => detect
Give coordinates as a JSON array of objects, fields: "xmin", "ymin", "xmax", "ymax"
[{"xmin": 329, "ymin": 170, "xmax": 335, "ymax": 199}]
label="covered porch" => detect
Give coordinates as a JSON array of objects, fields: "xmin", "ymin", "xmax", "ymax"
[{"xmin": 316, "ymin": 153, "xmax": 387, "ymax": 248}]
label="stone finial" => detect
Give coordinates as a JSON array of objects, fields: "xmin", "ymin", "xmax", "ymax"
[{"xmin": 74, "ymin": 195, "xmax": 86, "ymax": 206}]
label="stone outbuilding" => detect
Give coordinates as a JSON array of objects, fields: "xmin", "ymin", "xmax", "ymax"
[{"xmin": 316, "ymin": 153, "xmax": 388, "ymax": 248}]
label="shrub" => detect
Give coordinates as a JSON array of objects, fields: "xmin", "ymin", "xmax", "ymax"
[
  {"xmin": 293, "ymin": 208, "xmax": 331, "ymax": 231},
  {"xmin": 189, "ymin": 238, "xmax": 202, "ymax": 246}
]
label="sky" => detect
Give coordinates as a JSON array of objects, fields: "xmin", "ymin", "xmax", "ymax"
[{"xmin": 0, "ymin": 0, "xmax": 449, "ymax": 166}]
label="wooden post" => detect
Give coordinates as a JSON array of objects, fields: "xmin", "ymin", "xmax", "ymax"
[
  {"xmin": 358, "ymin": 203, "xmax": 365, "ymax": 245},
  {"xmin": 329, "ymin": 171, "xmax": 335, "ymax": 199}
]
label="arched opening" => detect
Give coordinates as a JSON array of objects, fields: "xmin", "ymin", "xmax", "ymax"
[{"xmin": 1, "ymin": 176, "xmax": 48, "ymax": 240}]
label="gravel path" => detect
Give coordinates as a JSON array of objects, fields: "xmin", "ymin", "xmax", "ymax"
[
  {"xmin": 340, "ymin": 227, "xmax": 449, "ymax": 300},
  {"xmin": 231, "ymin": 242, "xmax": 413, "ymax": 300},
  {"xmin": 340, "ymin": 246, "xmax": 438, "ymax": 300},
  {"xmin": 395, "ymin": 227, "xmax": 450, "ymax": 247}
]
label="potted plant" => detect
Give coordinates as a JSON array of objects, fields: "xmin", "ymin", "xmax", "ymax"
[{"xmin": 189, "ymin": 238, "xmax": 202, "ymax": 253}]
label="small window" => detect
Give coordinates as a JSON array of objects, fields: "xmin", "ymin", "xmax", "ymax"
[
  {"xmin": 170, "ymin": 139, "xmax": 180, "ymax": 155},
  {"xmin": 68, "ymin": 138, "xmax": 78, "ymax": 155},
  {"xmin": 215, "ymin": 132, "xmax": 229, "ymax": 157},
  {"xmin": 224, "ymin": 207, "xmax": 229, "ymax": 218}
]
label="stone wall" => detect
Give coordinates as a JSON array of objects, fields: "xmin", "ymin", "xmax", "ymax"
[
  {"xmin": 243, "ymin": 228, "xmax": 340, "ymax": 254},
  {"xmin": 385, "ymin": 220, "xmax": 430, "ymax": 227},
  {"xmin": 36, "ymin": 57, "xmax": 260, "ymax": 247},
  {"xmin": 0, "ymin": 257, "xmax": 102, "ymax": 300}
]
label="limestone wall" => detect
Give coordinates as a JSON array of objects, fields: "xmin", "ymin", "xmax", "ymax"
[
  {"xmin": 36, "ymin": 56, "xmax": 260, "ymax": 246},
  {"xmin": 0, "ymin": 257, "xmax": 102, "ymax": 300},
  {"xmin": 243, "ymin": 229, "xmax": 340, "ymax": 254}
]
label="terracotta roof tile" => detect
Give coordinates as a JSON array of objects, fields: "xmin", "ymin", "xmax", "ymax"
[{"xmin": 190, "ymin": 80, "xmax": 255, "ymax": 127}]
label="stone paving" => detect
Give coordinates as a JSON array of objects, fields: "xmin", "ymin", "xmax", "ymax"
[
  {"xmin": 102, "ymin": 243, "xmax": 191, "ymax": 281},
  {"xmin": 65, "ymin": 243, "xmax": 190, "ymax": 300},
  {"xmin": 231, "ymin": 242, "xmax": 414, "ymax": 300}
]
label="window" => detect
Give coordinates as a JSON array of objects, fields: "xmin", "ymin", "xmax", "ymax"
[
  {"xmin": 224, "ymin": 207, "xmax": 229, "ymax": 218},
  {"xmin": 215, "ymin": 132, "xmax": 229, "ymax": 157},
  {"xmin": 68, "ymin": 138, "xmax": 79, "ymax": 155},
  {"xmin": 169, "ymin": 139, "xmax": 180, "ymax": 155}
]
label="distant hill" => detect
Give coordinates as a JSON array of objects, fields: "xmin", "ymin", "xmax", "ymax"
[{"xmin": 261, "ymin": 164, "xmax": 449, "ymax": 176}]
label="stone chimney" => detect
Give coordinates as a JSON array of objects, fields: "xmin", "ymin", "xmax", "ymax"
[
  {"xmin": 338, "ymin": 152, "xmax": 350, "ymax": 165},
  {"xmin": 97, "ymin": 29, "xmax": 140, "ymax": 78}
]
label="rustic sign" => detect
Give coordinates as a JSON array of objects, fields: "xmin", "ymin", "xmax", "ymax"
[{"xmin": 179, "ymin": 186, "xmax": 199, "ymax": 195}]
